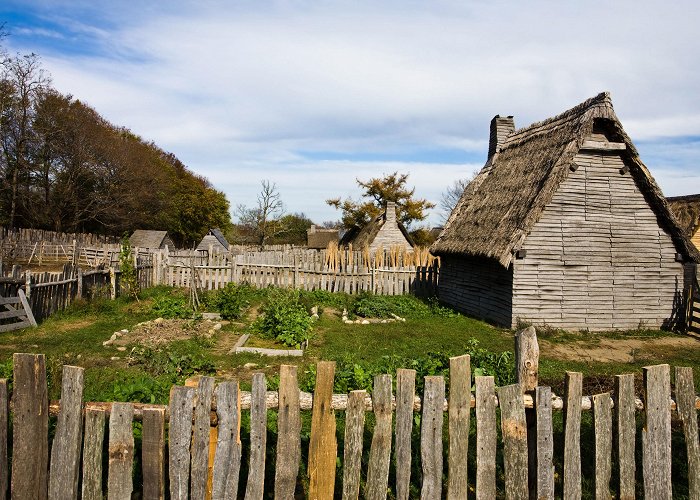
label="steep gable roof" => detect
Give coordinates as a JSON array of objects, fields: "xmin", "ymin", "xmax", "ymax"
[
  {"xmin": 340, "ymin": 208, "xmax": 414, "ymax": 248},
  {"xmin": 667, "ymin": 194, "xmax": 700, "ymax": 237},
  {"xmin": 129, "ymin": 230, "xmax": 170, "ymax": 249},
  {"xmin": 431, "ymin": 92, "xmax": 699, "ymax": 266}
]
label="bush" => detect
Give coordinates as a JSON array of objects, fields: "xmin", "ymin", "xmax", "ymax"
[
  {"xmin": 253, "ymin": 289, "xmax": 314, "ymax": 348},
  {"xmin": 151, "ymin": 293, "xmax": 195, "ymax": 319},
  {"xmin": 210, "ymin": 282, "xmax": 257, "ymax": 320},
  {"xmin": 352, "ymin": 293, "xmax": 396, "ymax": 318}
]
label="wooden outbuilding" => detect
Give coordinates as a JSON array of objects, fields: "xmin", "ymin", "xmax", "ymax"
[
  {"xmin": 667, "ymin": 194, "xmax": 700, "ymax": 251},
  {"xmin": 431, "ymin": 92, "xmax": 698, "ymax": 330},
  {"xmin": 306, "ymin": 225, "xmax": 339, "ymax": 249},
  {"xmin": 340, "ymin": 202, "xmax": 414, "ymax": 252},
  {"xmin": 129, "ymin": 230, "xmax": 175, "ymax": 250},
  {"xmin": 196, "ymin": 228, "xmax": 230, "ymax": 252}
]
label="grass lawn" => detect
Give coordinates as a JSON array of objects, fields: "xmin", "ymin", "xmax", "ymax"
[{"xmin": 0, "ymin": 285, "xmax": 698, "ymax": 403}]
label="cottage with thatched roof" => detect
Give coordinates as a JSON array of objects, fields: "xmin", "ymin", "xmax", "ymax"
[
  {"xmin": 129, "ymin": 230, "xmax": 175, "ymax": 250},
  {"xmin": 431, "ymin": 92, "xmax": 698, "ymax": 331},
  {"xmin": 667, "ymin": 194, "xmax": 700, "ymax": 251},
  {"xmin": 196, "ymin": 228, "xmax": 230, "ymax": 252},
  {"xmin": 340, "ymin": 202, "xmax": 414, "ymax": 251},
  {"xmin": 306, "ymin": 225, "xmax": 339, "ymax": 249}
]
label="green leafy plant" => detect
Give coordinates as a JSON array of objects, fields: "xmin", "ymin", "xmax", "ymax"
[
  {"xmin": 151, "ymin": 294, "xmax": 197, "ymax": 319},
  {"xmin": 211, "ymin": 282, "xmax": 257, "ymax": 320},
  {"xmin": 352, "ymin": 293, "xmax": 396, "ymax": 318},
  {"xmin": 253, "ymin": 289, "xmax": 314, "ymax": 348},
  {"xmin": 110, "ymin": 375, "xmax": 171, "ymax": 404},
  {"xmin": 118, "ymin": 234, "xmax": 140, "ymax": 301},
  {"xmin": 128, "ymin": 345, "xmax": 216, "ymax": 379}
]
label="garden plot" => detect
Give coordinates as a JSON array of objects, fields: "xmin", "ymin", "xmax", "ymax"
[{"xmin": 103, "ymin": 317, "xmax": 225, "ymax": 349}]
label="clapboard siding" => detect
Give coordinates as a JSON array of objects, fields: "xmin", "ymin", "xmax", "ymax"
[
  {"xmin": 438, "ymin": 255, "xmax": 512, "ymax": 326},
  {"xmin": 370, "ymin": 223, "xmax": 412, "ymax": 252},
  {"xmin": 512, "ymin": 149, "xmax": 684, "ymax": 330}
]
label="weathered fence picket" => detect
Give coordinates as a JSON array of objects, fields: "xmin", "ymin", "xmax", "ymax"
[
  {"xmin": 342, "ymin": 390, "xmax": 367, "ymax": 500},
  {"xmin": 107, "ymin": 403, "xmax": 134, "ymax": 500},
  {"xmin": 394, "ymin": 369, "xmax": 416, "ymax": 500},
  {"xmin": 81, "ymin": 408, "xmax": 105, "ymax": 500}
]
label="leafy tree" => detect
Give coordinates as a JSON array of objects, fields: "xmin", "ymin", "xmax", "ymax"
[
  {"xmin": 235, "ymin": 180, "xmax": 285, "ymax": 249},
  {"xmin": 273, "ymin": 212, "xmax": 313, "ymax": 245},
  {"xmin": 326, "ymin": 171, "xmax": 434, "ymax": 229}
]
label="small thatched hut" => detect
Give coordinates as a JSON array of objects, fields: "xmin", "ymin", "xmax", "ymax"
[
  {"xmin": 196, "ymin": 228, "xmax": 230, "ymax": 252},
  {"xmin": 667, "ymin": 194, "xmax": 700, "ymax": 251},
  {"xmin": 306, "ymin": 225, "xmax": 339, "ymax": 249},
  {"xmin": 431, "ymin": 92, "xmax": 698, "ymax": 330},
  {"xmin": 340, "ymin": 202, "xmax": 414, "ymax": 252},
  {"xmin": 129, "ymin": 230, "xmax": 175, "ymax": 250}
]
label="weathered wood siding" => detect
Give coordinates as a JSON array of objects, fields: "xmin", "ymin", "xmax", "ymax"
[
  {"xmin": 368, "ymin": 222, "xmax": 412, "ymax": 252},
  {"xmin": 437, "ymin": 255, "xmax": 513, "ymax": 326},
  {"xmin": 512, "ymin": 147, "xmax": 685, "ymax": 330}
]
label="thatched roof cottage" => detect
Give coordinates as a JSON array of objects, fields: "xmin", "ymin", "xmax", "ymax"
[
  {"xmin": 340, "ymin": 202, "xmax": 414, "ymax": 251},
  {"xmin": 667, "ymin": 195, "xmax": 700, "ymax": 251},
  {"xmin": 306, "ymin": 225, "xmax": 339, "ymax": 249},
  {"xmin": 196, "ymin": 228, "xmax": 230, "ymax": 252},
  {"xmin": 129, "ymin": 230, "xmax": 175, "ymax": 250},
  {"xmin": 431, "ymin": 92, "xmax": 698, "ymax": 330}
]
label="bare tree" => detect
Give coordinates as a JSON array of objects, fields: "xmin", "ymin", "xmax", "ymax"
[
  {"xmin": 439, "ymin": 169, "xmax": 480, "ymax": 224},
  {"xmin": 236, "ymin": 180, "xmax": 285, "ymax": 249}
]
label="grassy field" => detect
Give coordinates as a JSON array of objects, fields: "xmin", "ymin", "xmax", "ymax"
[{"xmin": 0, "ymin": 285, "xmax": 698, "ymax": 404}]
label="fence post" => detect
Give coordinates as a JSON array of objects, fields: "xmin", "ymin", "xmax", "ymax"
[
  {"xmin": 76, "ymin": 268, "xmax": 83, "ymax": 300},
  {"xmin": 24, "ymin": 270, "xmax": 31, "ymax": 299},
  {"xmin": 515, "ymin": 326, "xmax": 538, "ymax": 498},
  {"xmin": 109, "ymin": 268, "xmax": 116, "ymax": 299}
]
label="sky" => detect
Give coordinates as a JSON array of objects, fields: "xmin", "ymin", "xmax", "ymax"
[{"xmin": 1, "ymin": 0, "xmax": 700, "ymax": 227}]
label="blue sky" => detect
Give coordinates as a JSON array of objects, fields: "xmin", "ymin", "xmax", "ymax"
[{"xmin": 2, "ymin": 0, "xmax": 700, "ymax": 226}]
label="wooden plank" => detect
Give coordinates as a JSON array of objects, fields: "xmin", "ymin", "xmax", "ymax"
[
  {"xmin": 675, "ymin": 367, "xmax": 700, "ymax": 500},
  {"xmin": 614, "ymin": 374, "xmax": 635, "ymax": 500},
  {"xmin": 17, "ymin": 289, "xmax": 37, "ymax": 326},
  {"xmin": 81, "ymin": 408, "xmax": 106, "ymax": 500},
  {"xmin": 535, "ymin": 386, "xmax": 554, "ymax": 500},
  {"xmin": 365, "ymin": 374, "xmax": 393, "ymax": 500},
  {"xmin": 0, "ymin": 379, "xmax": 7, "ymax": 500},
  {"xmin": 497, "ymin": 384, "xmax": 528, "ymax": 500},
  {"xmin": 593, "ymin": 393, "xmax": 612, "ymax": 500},
  {"xmin": 275, "ymin": 366, "xmax": 301, "ymax": 499},
  {"xmin": 244, "ymin": 373, "xmax": 267, "ymax": 500},
  {"xmin": 421, "ymin": 376, "xmax": 445, "ymax": 499},
  {"xmin": 342, "ymin": 390, "xmax": 366, "ymax": 500},
  {"xmin": 107, "ymin": 402, "xmax": 134, "ymax": 500},
  {"xmin": 394, "ymin": 369, "xmax": 416, "ymax": 500},
  {"xmin": 563, "ymin": 371, "xmax": 582, "ymax": 500},
  {"xmin": 448, "ymin": 354, "xmax": 470, "ymax": 499},
  {"xmin": 11, "ymin": 353, "xmax": 49, "ymax": 500},
  {"xmin": 308, "ymin": 361, "xmax": 337, "ymax": 499},
  {"xmin": 48, "ymin": 365, "xmax": 85, "ymax": 500},
  {"xmin": 169, "ymin": 385, "xmax": 195, "ymax": 500},
  {"xmin": 191, "ymin": 377, "xmax": 215, "ymax": 500},
  {"xmin": 475, "ymin": 376, "xmax": 496, "ymax": 500},
  {"xmin": 642, "ymin": 364, "xmax": 672, "ymax": 500},
  {"xmin": 142, "ymin": 407, "xmax": 166, "ymax": 500},
  {"xmin": 211, "ymin": 381, "xmax": 242, "ymax": 500}
]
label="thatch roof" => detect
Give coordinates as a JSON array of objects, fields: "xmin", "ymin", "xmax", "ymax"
[
  {"xmin": 130, "ymin": 230, "xmax": 171, "ymax": 249},
  {"xmin": 667, "ymin": 195, "xmax": 700, "ymax": 237},
  {"xmin": 340, "ymin": 208, "xmax": 414, "ymax": 248},
  {"xmin": 196, "ymin": 228, "xmax": 229, "ymax": 251},
  {"xmin": 431, "ymin": 92, "xmax": 699, "ymax": 266}
]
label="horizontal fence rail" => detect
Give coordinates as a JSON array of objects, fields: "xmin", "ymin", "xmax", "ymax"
[{"xmin": 1, "ymin": 329, "xmax": 699, "ymax": 499}]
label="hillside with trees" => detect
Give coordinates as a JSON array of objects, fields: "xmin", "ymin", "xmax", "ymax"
[{"xmin": 0, "ymin": 29, "xmax": 231, "ymax": 245}]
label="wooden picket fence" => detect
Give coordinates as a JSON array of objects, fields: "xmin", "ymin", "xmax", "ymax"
[{"xmin": 1, "ymin": 329, "xmax": 698, "ymax": 499}]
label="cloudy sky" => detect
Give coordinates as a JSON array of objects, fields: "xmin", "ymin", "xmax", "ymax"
[{"xmin": 2, "ymin": 0, "xmax": 699, "ymax": 227}]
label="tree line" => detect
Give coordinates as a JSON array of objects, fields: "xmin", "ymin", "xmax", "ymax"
[{"xmin": 0, "ymin": 28, "xmax": 231, "ymax": 246}]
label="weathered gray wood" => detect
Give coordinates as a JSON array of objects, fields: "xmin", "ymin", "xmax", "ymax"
[
  {"xmin": 365, "ymin": 374, "xmax": 393, "ymax": 500},
  {"xmin": 211, "ymin": 381, "xmax": 242, "ymax": 500},
  {"xmin": 394, "ymin": 369, "xmax": 416, "ymax": 500},
  {"xmin": 614, "ymin": 374, "xmax": 635, "ymax": 500},
  {"xmin": 244, "ymin": 373, "xmax": 267, "ymax": 500},
  {"xmin": 421, "ymin": 376, "xmax": 445, "ymax": 499},
  {"xmin": 563, "ymin": 371, "xmax": 582, "ymax": 500},
  {"xmin": 475, "ymin": 376, "xmax": 497, "ymax": 500},
  {"xmin": 308, "ymin": 361, "xmax": 337, "ymax": 499},
  {"xmin": 535, "ymin": 386, "xmax": 554, "ymax": 500},
  {"xmin": 275, "ymin": 365, "xmax": 301, "ymax": 499},
  {"xmin": 514, "ymin": 326, "xmax": 538, "ymax": 392},
  {"xmin": 11, "ymin": 353, "xmax": 49, "ymax": 500},
  {"xmin": 497, "ymin": 384, "xmax": 528, "ymax": 500},
  {"xmin": 107, "ymin": 402, "xmax": 134, "ymax": 500},
  {"xmin": 191, "ymin": 376, "xmax": 215, "ymax": 500},
  {"xmin": 48, "ymin": 365, "xmax": 85, "ymax": 500},
  {"xmin": 81, "ymin": 408, "xmax": 106, "ymax": 500},
  {"xmin": 169, "ymin": 385, "xmax": 195, "ymax": 500},
  {"xmin": 142, "ymin": 407, "xmax": 166, "ymax": 500},
  {"xmin": 642, "ymin": 364, "xmax": 672, "ymax": 500},
  {"xmin": 0, "ymin": 379, "xmax": 8, "ymax": 500},
  {"xmin": 17, "ymin": 289, "xmax": 37, "ymax": 326},
  {"xmin": 342, "ymin": 390, "xmax": 367, "ymax": 500},
  {"xmin": 447, "ymin": 354, "xmax": 470, "ymax": 499},
  {"xmin": 593, "ymin": 393, "xmax": 612, "ymax": 500},
  {"xmin": 675, "ymin": 367, "xmax": 700, "ymax": 500}
]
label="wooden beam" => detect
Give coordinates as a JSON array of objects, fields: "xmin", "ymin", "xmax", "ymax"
[{"xmin": 581, "ymin": 139, "xmax": 626, "ymax": 151}]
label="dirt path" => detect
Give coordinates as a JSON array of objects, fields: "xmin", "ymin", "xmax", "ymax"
[{"xmin": 541, "ymin": 335, "xmax": 699, "ymax": 363}]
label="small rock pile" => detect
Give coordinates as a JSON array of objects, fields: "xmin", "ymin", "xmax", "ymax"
[{"xmin": 341, "ymin": 309, "xmax": 406, "ymax": 325}]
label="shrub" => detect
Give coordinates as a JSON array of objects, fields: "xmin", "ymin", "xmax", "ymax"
[
  {"xmin": 352, "ymin": 293, "xmax": 396, "ymax": 318},
  {"xmin": 211, "ymin": 282, "xmax": 257, "ymax": 320},
  {"xmin": 253, "ymin": 289, "xmax": 314, "ymax": 348},
  {"xmin": 151, "ymin": 293, "xmax": 195, "ymax": 319}
]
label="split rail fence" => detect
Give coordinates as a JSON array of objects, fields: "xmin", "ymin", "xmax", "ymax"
[{"xmin": 1, "ymin": 329, "xmax": 699, "ymax": 499}]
